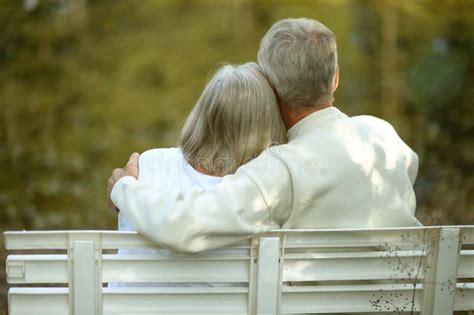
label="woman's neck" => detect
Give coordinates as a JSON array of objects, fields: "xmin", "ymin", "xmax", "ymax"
[{"xmin": 194, "ymin": 163, "xmax": 223, "ymax": 177}]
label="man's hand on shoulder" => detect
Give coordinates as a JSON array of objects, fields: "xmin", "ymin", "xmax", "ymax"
[{"xmin": 107, "ymin": 152, "xmax": 140, "ymax": 212}]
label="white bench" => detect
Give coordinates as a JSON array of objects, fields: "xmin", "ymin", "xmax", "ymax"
[{"xmin": 4, "ymin": 226, "xmax": 474, "ymax": 314}]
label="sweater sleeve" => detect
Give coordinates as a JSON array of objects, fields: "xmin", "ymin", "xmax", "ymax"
[
  {"xmin": 111, "ymin": 151, "xmax": 293, "ymax": 254},
  {"xmin": 356, "ymin": 116, "xmax": 419, "ymax": 186},
  {"xmin": 380, "ymin": 121, "xmax": 419, "ymax": 185},
  {"xmin": 398, "ymin": 137, "xmax": 419, "ymax": 186},
  {"xmin": 117, "ymin": 148, "xmax": 169, "ymax": 232}
]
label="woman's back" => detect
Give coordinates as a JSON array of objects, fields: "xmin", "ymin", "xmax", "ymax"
[
  {"xmin": 119, "ymin": 147, "xmax": 222, "ymax": 233},
  {"xmin": 115, "ymin": 148, "xmax": 246, "ymax": 288},
  {"xmin": 113, "ymin": 62, "xmax": 285, "ymax": 287}
]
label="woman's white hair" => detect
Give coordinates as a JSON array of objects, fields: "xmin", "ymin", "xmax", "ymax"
[
  {"xmin": 179, "ymin": 62, "xmax": 285, "ymax": 175},
  {"xmin": 258, "ymin": 18, "xmax": 338, "ymax": 109}
]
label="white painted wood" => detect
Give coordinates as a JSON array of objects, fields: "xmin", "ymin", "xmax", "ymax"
[
  {"xmin": 4, "ymin": 227, "xmax": 474, "ymax": 314},
  {"xmin": 8, "ymin": 284, "xmax": 474, "ymax": 314},
  {"xmin": 455, "ymin": 283, "xmax": 474, "ymax": 310},
  {"xmin": 8, "ymin": 250, "xmax": 474, "ymax": 284},
  {"xmin": 71, "ymin": 241, "xmax": 100, "ymax": 315},
  {"xmin": 256, "ymin": 237, "xmax": 280, "ymax": 315},
  {"xmin": 283, "ymin": 228, "xmax": 428, "ymax": 249},
  {"xmin": 281, "ymin": 283, "xmax": 474, "ymax": 313},
  {"xmin": 9, "ymin": 287, "xmax": 248, "ymax": 315},
  {"xmin": 462, "ymin": 227, "xmax": 474, "ymax": 244},
  {"xmin": 247, "ymin": 236, "xmax": 259, "ymax": 315},
  {"xmin": 6, "ymin": 254, "xmax": 250, "ymax": 284},
  {"xmin": 458, "ymin": 250, "xmax": 474, "ymax": 278},
  {"xmin": 283, "ymin": 250, "xmax": 425, "ymax": 282},
  {"xmin": 421, "ymin": 227, "xmax": 461, "ymax": 315},
  {"xmin": 3, "ymin": 230, "xmax": 250, "ymax": 250},
  {"xmin": 9, "ymin": 288, "xmax": 69, "ymax": 315},
  {"xmin": 103, "ymin": 254, "xmax": 250, "ymax": 283},
  {"xmin": 7, "ymin": 255, "xmax": 68, "ymax": 283},
  {"xmin": 282, "ymin": 284, "xmax": 423, "ymax": 313},
  {"xmin": 103, "ymin": 287, "xmax": 248, "ymax": 315},
  {"xmin": 4, "ymin": 227, "xmax": 473, "ymax": 250}
]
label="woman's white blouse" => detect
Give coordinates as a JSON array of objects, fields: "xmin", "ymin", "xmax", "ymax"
[
  {"xmin": 113, "ymin": 148, "xmax": 235, "ymax": 288},
  {"xmin": 119, "ymin": 147, "xmax": 223, "ymax": 232}
]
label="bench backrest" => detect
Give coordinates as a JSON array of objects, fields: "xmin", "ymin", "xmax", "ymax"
[{"xmin": 4, "ymin": 226, "xmax": 474, "ymax": 314}]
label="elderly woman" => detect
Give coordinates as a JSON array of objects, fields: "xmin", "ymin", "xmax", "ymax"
[{"xmin": 113, "ymin": 62, "xmax": 284, "ymax": 287}]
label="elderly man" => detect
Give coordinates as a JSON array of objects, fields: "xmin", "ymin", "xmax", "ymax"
[{"xmin": 108, "ymin": 18, "xmax": 420, "ymax": 254}]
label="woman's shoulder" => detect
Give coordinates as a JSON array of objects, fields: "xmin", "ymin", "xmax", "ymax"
[
  {"xmin": 140, "ymin": 147, "xmax": 181, "ymax": 161},
  {"xmin": 138, "ymin": 147, "xmax": 182, "ymax": 181}
]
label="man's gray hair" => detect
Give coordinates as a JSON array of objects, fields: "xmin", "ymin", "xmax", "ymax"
[
  {"xmin": 258, "ymin": 18, "xmax": 338, "ymax": 109},
  {"xmin": 179, "ymin": 62, "xmax": 285, "ymax": 175}
]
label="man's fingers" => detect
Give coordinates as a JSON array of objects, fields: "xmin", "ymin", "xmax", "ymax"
[
  {"xmin": 108, "ymin": 197, "xmax": 119, "ymax": 212},
  {"xmin": 126, "ymin": 152, "xmax": 140, "ymax": 167},
  {"xmin": 108, "ymin": 169, "xmax": 124, "ymax": 195},
  {"xmin": 125, "ymin": 152, "xmax": 140, "ymax": 178},
  {"xmin": 129, "ymin": 152, "xmax": 140, "ymax": 161},
  {"xmin": 108, "ymin": 177, "xmax": 114, "ymax": 187},
  {"xmin": 107, "ymin": 174, "xmax": 117, "ymax": 212},
  {"xmin": 107, "ymin": 153, "xmax": 139, "ymax": 212},
  {"xmin": 112, "ymin": 168, "xmax": 123, "ymax": 177}
]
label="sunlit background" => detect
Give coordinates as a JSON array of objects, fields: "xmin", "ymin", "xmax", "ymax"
[{"xmin": 1, "ymin": 0, "xmax": 473, "ymax": 312}]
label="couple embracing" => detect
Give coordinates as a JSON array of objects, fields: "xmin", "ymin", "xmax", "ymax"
[{"xmin": 108, "ymin": 18, "xmax": 420, "ymax": 256}]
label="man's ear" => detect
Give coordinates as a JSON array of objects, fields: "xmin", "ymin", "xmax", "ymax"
[{"xmin": 332, "ymin": 65, "xmax": 340, "ymax": 92}]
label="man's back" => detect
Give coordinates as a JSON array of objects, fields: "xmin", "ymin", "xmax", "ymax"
[
  {"xmin": 272, "ymin": 107, "xmax": 420, "ymax": 228},
  {"xmin": 111, "ymin": 107, "xmax": 420, "ymax": 253}
]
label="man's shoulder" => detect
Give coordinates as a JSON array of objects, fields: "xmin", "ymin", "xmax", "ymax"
[
  {"xmin": 350, "ymin": 115, "xmax": 399, "ymax": 138},
  {"xmin": 351, "ymin": 114, "xmax": 394, "ymax": 129},
  {"xmin": 234, "ymin": 144, "xmax": 291, "ymax": 181}
]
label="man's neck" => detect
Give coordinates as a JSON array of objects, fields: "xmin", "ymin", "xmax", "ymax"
[{"xmin": 281, "ymin": 103, "xmax": 333, "ymax": 129}]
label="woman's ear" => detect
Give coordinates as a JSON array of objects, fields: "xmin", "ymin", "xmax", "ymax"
[{"xmin": 332, "ymin": 65, "xmax": 340, "ymax": 92}]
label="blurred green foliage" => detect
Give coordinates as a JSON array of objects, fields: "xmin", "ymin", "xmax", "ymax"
[
  {"xmin": 0, "ymin": 0, "xmax": 474, "ymax": 229},
  {"xmin": 0, "ymin": 0, "xmax": 474, "ymax": 233},
  {"xmin": 0, "ymin": 0, "xmax": 473, "ymax": 230},
  {"xmin": 0, "ymin": 0, "xmax": 473, "ymax": 312}
]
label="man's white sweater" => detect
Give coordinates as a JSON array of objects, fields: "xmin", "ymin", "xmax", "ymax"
[{"xmin": 112, "ymin": 107, "xmax": 421, "ymax": 253}]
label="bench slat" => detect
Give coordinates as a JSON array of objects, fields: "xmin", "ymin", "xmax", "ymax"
[
  {"xmin": 282, "ymin": 250, "xmax": 474, "ymax": 282},
  {"xmin": 8, "ymin": 288, "xmax": 69, "ymax": 315},
  {"xmin": 462, "ymin": 227, "xmax": 474, "ymax": 245},
  {"xmin": 7, "ymin": 251, "xmax": 473, "ymax": 284},
  {"xmin": 280, "ymin": 283, "xmax": 474, "ymax": 314},
  {"xmin": 5, "ymin": 227, "xmax": 474, "ymax": 250},
  {"xmin": 283, "ymin": 229, "xmax": 430, "ymax": 249},
  {"xmin": 7, "ymin": 255, "xmax": 68, "ymax": 283},
  {"xmin": 8, "ymin": 287, "xmax": 248, "ymax": 315},
  {"xmin": 9, "ymin": 284, "xmax": 473, "ymax": 314},
  {"xmin": 458, "ymin": 250, "xmax": 474, "ymax": 278},
  {"xmin": 282, "ymin": 226, "xmax": 474, "ymax": 248},
  {"xmin": 3, "ymin": 231, "xmax": 251, "ymax": 250},
  {"xmin": 103, "ymin": 254, "xmax": 250, "ymax": 283},
  {"xmin": 7, "ymin": 254, "xmax": 251, "ymax": 284},
  {"xmin": 5, "ymin": 227, "xmax": 474, "ymax": 314}
]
